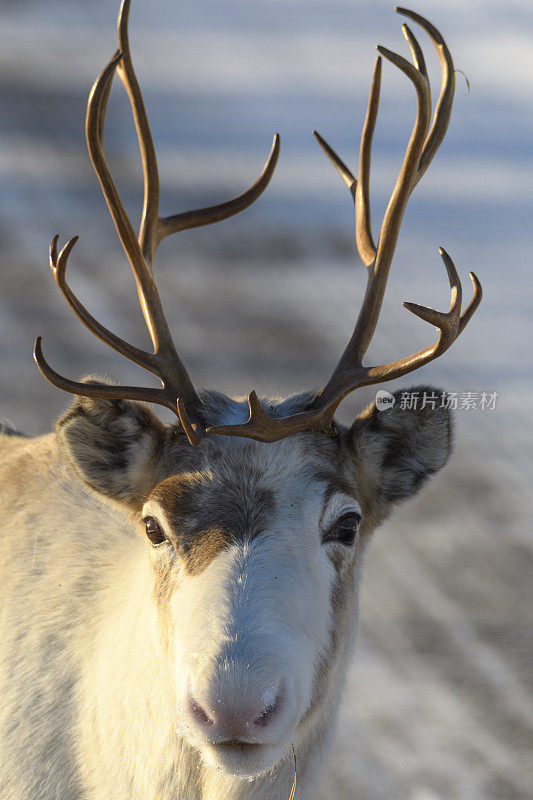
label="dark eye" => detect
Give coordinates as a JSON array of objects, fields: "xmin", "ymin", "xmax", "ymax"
[
  {"xmin": 323, "ymin": 513, "xmax": 361, "ymax": 546},
  {"xmin": 145, "ymin": 517, "xmax": 166, "ymax": 546}
]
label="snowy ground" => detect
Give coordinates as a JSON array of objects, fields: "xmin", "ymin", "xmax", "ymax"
[{"xmin": 0, "ymin": 1, "xmax": 532, "ymax": 798}]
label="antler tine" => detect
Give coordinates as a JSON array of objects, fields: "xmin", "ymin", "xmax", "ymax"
[
  {"xmin": 312, "ymin": 17, "xmax": 435, "ymax": 281},
  {"xmin": 115, "ymin": 0, "xmax": 160, "ymax": 270},
  {"xmin": 34, "ymin": 331, "xmax": 204, "ymax": 446},
  {"xmin": 402, "ymin": 246, "xmax": 462, "ymax": 352},
  {"xmin": 355, "ymin": 56, "xmax": 382, "ymax": 267},
  {"xmin": 207, "ymin": 391, "xmax": 332, "ymax": 443},
  {"xmin": 396, "ymin": 7, "xmax": 455, "ymax": 189},
  {"xmin": 86, "ymin": 49, "xmax": 200, "ymax": 407},
  {"xmin": 158, "ymin": 134, "xmax": 280, "ymax": 238},
  {"xmin": 39, "ymin": 232, "xmax": 205, "ymax": 443},
  {"xmin": 313, "ymin": 55, "xmax": 382, "ymax": 269},
  {"xmin": 313, "ymin": 131, "xmax": 356, "ymax": 197},
  {"xmin": 458, "ymin": 272, "xmax": 482, "ymax": 334},
  {"xmin": 86, "ymin": 51, "xmax": 169, "ymax": 355},
  {"xmin": 325, "ymin": 249, "xmax": 482, "ymax": 393},
  {"xmin": 318, "ymin": 33, "xmax": 431, "ymax": 397},
  {"xmin": 207, "ymin": 249, "xmax": 481, "ymax": 442},
  {"xmin": 312, "ymin": 8, "xmax": 453, "ymax": 346},
  {"xmin": 116, "ymin": 0, "xmax": 280, "ymax": 268},
  {"xmin": 366, "ymin": 247, "xmax": 481, "ymax": 384},
  {"xmin": 401, "ymin": 23, "xmax": 428, "ymax": 78},
  {"xmin": 37, "ymin": 41, "xmax": 201, "ymax": 443},
  {"xmin": 48, "ymin": 235, "xmax": 158, "ymax": 374},
  {"xmin": 33, "ymin": 338, "xmax": 171, "ymax": 409}
]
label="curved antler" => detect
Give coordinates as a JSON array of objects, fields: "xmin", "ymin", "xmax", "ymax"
[
  {"xmin": 210, "ymin": 8, "xmax": 482, "ymax": 442},
  {"xmin": 34, "ymin": 0, "xmax": 279, "ymax": 445},
  {"xmin": 116, "ymin": 0, "xmax": 280, "ymax": 268},
  {"xmin": 35, "ymin": 5, "xmax": 481, "ymax": 447}
]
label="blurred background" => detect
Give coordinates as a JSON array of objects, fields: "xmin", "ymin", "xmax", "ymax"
[{"xmin": 0, "ymin": 0, "xmax": 531, "ymax": 797}]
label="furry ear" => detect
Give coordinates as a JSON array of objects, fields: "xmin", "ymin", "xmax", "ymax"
[
  {"xmin": 56, "ymin": 382, "xmax": 167, "ymax": 509},
  {"xmin": 350, "ymin": 386, "xmax": 453, "ymax": 511}
]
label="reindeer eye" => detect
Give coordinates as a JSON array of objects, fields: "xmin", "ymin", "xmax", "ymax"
[
  {"xmin": 145, "ymin": 517, "xmax": 166, "ymax": 546},
  {"xmin": 323, "ymin": 513, "xmax": 361, "ymax": 546}
]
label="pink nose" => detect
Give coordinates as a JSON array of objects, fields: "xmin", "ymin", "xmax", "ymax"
[{"xmin": 187, "ymin": 682, "xmax": 285, "ymax": 742}]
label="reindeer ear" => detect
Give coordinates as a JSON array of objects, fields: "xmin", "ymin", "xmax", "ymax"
[
  {"xmin": 56, "ymin": 381, "xmax": 166, "ymax": 509},
  {"xmin": 350, "ymin": 385, "xmax": 453, "ymax": 509}
]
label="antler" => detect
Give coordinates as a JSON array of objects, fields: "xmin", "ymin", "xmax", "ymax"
[
  {"xmin": 209, "ymin": 7, "xmax": 482, "ymax": 442},
  {"xmin": 35, "ymin": 5, "xmax": 481, "ymax": 447},
  {"xmin": 34, "ymin": 0, "xmax": 279, "ymax": 445}
]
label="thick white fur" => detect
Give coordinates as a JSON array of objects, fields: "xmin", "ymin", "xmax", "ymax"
[
  {"xmin": 155, "ymin": 487, "xmax": 361, "ymax": 777},
  {"xmin": 0, "ymin": 432, "xmax": 362, "ymax": 800},
  {"xmin": 0, "ymin": 387, "xmax": 450, "ymax": 799}
]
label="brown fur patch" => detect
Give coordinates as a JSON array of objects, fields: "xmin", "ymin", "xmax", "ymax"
[
  {"xmin": 180, "ymin": 527, "xmax": 228, "ymax": 576},
  {"xmin": 148, "ymin": 472, "xmax": 275, "ymax": 574}
]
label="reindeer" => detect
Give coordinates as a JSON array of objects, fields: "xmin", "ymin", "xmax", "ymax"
[{"xmin": 0, "ymin": 3, "xmax": 481, "ymax": 799}]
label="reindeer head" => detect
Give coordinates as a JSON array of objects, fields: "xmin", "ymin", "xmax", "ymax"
[{"xmin": 36, "ymin": 0, "xmax": 480, "ymax": 780}]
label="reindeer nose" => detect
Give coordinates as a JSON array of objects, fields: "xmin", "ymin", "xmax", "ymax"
[{"xmin": 186, "ymin": 681, "xmax": 285, "ymax": 742}]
